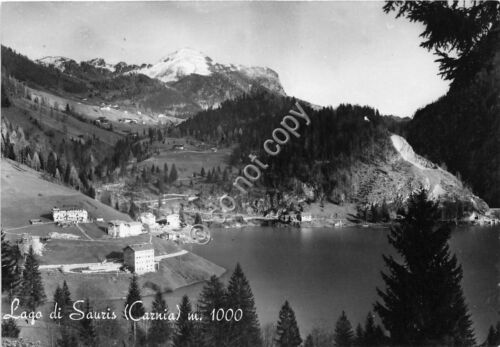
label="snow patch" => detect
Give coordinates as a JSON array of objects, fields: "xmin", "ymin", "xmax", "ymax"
[
  {"xmin": 137, "ymin": 48, "xmax": 212, "ymax": 83},
  {"xmin": 86, "ymin": 58, "xmax": 115, "ymax": 72},
  {"xmin": 36, "ymin": 56, "xmax": 71, "ymax": 72}
]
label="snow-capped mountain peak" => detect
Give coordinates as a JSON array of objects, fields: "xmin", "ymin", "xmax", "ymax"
[
  {"xmin": 36, "ymin": 56, "xmax": 74, "ymax": 71},
  {"xmin": 85, "ymin": 58, "xmax": 115, "ymax": 72},
  {"xmin": 137, "ymin": 47, "xmax": 212, "ymax": 83}
]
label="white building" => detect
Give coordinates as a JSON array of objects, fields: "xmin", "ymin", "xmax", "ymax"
[
  {"xmin": 107, "ymin": 220, "xmax": 143, "ymax": 238},
  {"xmin": 123, "ymin": 243, "xmax": 155, "ymax": 274},
  {"xmin": 139, "ymin": 212, "xmax": 156, "ymax": 227},
  {"xmin": 301, "ymin": 214, "xmax": 313, "ymax": 222},
  {"xmin": 166, "ymin": 214, "xmax": 181, "ymax": 229},
  {"xmin": 52, "ymin": 207, "xmax": 88, "ymax": 223}
]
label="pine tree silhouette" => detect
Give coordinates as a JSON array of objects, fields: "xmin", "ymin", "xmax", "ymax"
[
  {"xmin": 333, "ymin": 311, "xmax": 354, "ymax": 347},
  {"xmin": 375, "ymin": 189, "xmax": 475, "ymax": 345},
  {"xmin": 173, "ymin": 295, "xmax": 195, "ymax": 347},
  {"xmin": 1, "ymin": 231, "xmax": 21, "ymax": 299},
  {"xmin": 18, "ymin": 246, "xmax": 46, "ymax": 311},
  {"xmin": 125, "ymin": 275, "xmax": 145, "ymax": 345},
  {"xmin": 169, "ymin": 164, "xmax": 178, "ymax": 183},
  {"xmin": 226, "ymin": 263, "xmax": 262, "ymax": 346},
  {"xmin": 148, "ymin": 290, "xmax": 171, "ymax": 347},
  {"xmin": 275, "ymin": 300, "xmax": 302, "ymax": 347},
  {"xmin": 79, "ymin": 299, "xmax": 98, "ymax": 346},
  {"xmin": 304, "ymin": 334, "xmax": 314, "ymax": 347},
  {"xmin": 197, "ymin": 275, "xmax": 227, "ymax": 347},
  {"xmin": 1, "ymin": 319, "xmax": 20, "ymax": 338}
]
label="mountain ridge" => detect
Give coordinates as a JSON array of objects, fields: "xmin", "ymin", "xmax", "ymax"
[{"xmin": 3, "ymin": 45, "xmax": 285, "ymax": 118}]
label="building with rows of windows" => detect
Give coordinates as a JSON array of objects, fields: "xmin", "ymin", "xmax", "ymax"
[
  {"xmin": 107, "ymin": 220, "xmax": 143, "ymax": 238},
  {"xmin": 52, "ymin": 206, "xmax": 88, "ymax": 223},
  {"xmin": 123, "ymin": 243, "xmax": 155, "ymax": 274}
]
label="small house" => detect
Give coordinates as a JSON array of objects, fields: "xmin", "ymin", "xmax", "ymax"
[
  {"xmin": 107, "ymin": 220, "xmax": 143, "ymax": 238},
  {"xmin": 52, "ymin": 207, "xmax": 88, "ymax": 223}
]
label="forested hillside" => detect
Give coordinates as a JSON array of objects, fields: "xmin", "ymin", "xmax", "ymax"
[
  {"xmin": 178, "ymin": 91, "xmax": 486, "ymax": 217},
  {"xmin": 1, "ymin": 45, "xmax": 286, "ymax": 118},
  {"xmin": 406, "ymin": 26, "xmax": 500, "ymax": 206},
  {"xmin": 384, "ymin": 2, "xmax": 500, "ymax": 207}
]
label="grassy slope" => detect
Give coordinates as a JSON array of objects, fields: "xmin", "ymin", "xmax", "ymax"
[
  {"xmin": 1, "ymin": 159, "xmax": 132, "ymax": 229},
  {"xmin": 139, "ymin": 138, "xmax": 233, "ymax": 180},
  {"xmin": 1, "ymin": 158, "xmax": 225, "ymax": 299},
  {"xmin": 3, "ymin": 99, "xmax": 122, "ymax": 147}
]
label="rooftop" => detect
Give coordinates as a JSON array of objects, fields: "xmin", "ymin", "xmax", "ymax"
[
  {"xmin": 124, "ymin": 243, "xmax": 154, "ymax": 252},
  {"xmin": 52, "ymin": 206, "xmax": 85, "ymax": 211}
]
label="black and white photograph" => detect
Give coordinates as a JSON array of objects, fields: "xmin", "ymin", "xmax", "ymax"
[{"xmin": 1, "ymin": 1, "xmax": 499, "ymax": 346}]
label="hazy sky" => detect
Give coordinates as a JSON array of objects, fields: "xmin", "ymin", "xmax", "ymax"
[{"xmin": 1, "ymin": 1, "xmax": 450, "ymax": 118}]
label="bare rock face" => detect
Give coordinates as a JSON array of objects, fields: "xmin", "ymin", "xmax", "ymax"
[{"xmin": 351, "ymin": 134, "xmax": 488, "ymax": 213}]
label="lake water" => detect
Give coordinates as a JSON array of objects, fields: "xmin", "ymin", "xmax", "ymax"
[{"xmin": 165, "ymin": 225, "xmax": 499, "ymax": 342}]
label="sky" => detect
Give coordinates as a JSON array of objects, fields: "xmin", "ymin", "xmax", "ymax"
[{"xmin": 1, "ymin": 1, "xmax": 450, "ymax": 118}]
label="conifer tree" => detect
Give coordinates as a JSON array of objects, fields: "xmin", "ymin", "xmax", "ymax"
[
  {"xmin": 128, "ymin": 199, "xmax": 140, "ymax": 220},
  {"xmin": 1, "ymin": 319, "xmax": 20, "ymax": 338},
  {"xmin": 200, "ymin": 167, "xmax": 206, "ymax": 177},
  {"xmin": 18, "ymin": 246, "xmax": 46, "ymax": 311},
  {"xmin": 53, "ymin": 285, "xmax": 64, "ymax": 324},
  {"xmin": 362, "ymin": 312, "xmax": 384, "ymax": 346},
  {"xmin": 54, "ymin": 281, "xmax": 76, "ymax": 346},
  {"xmin": 1, "ymin": 231, "xmax": 21, "ymax": 298},
  {"xmin": 197, "ymin": 275, "xmax": 227, "ymax": 347},
  {"xmin": 169, "ymin": 164, "xmax": 178, "ymax": 183},
  {"xmin": 333, "ymin": 311, "xmax": 354, "ymax": 347},
  {"xmin": 226, "ymin": 263, "xmax": 262, "ymax": 347},
  {"xmin": 275, "ymin": 300, "xmax": 302, "ymax": 347},
  {"xmin": 54, "ymin": 281, "xmax": 72, "ymax": 322},
  {"xmin": 125, "ymin": 275, "xmax": 145, "ymax": 344},
  {"xmin": 148, "ymin": 290, "xmax": 171, "ymax": 347},
  {"xmin": 64, "ymin": 163, "xmax": 71, "ymax": 183},
  {"xmin": 375, "ymin": 190, "xmax": 475, "ymax": 346},
  {"xmin": 57, "ymin": 327, "xmax": 78, "ymax": 347},
  {"xmin": 354, "ymin": 324, "xmax": 364, "ymax": 346},
  {"xmin": 194, "ymin": 213, "xmax": 202, "ymax": 225},
  {"xmin": 304, "ymin": 334, "xmax": 314, "ymax": 347},
  {"xmin": 484, "ymin": 323, "xmax": 500, "ymax": 347},
  {"xmin": 79, "ymin": 299, "xmax": 98, "ymax": 347},
  {"xmin": 173, "ymin": 295, "xmax": 195, "ymax": 347},
  {"xmin": 47, "ymin": 152, "xmax": 58, "ymax": 176}
]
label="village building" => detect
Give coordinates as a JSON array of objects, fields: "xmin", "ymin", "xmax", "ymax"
[
  {"xmin": 172, "ymin": 144, "xmax": 184, "ymax": 150},
  {"xmin": 123, "ymin": 243, "xmax": 155, "ymax": 274},
  {"xmin": 139, "ymin": 212, "xmax": 156, "ymax": 226},
  {"xmin": 107, "ymin": 220, "xmax": 143, "ymax": 238},
  {"xmin": 140, "ymin": 212, "xmax": 157, "ymax": 232},
  {"xmin": 52, "ymin": 207, "xmax": 88, "ymax": 223},
  {"xmin": 301, "ymin": 214, "xmax": 313, "ymax": 222},
  {"xmin": 158, "ymin": 214, "xmax": 182, "ymax": 229}
]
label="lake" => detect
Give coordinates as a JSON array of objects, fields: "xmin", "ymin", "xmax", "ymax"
[{"xmin": 165, "ymin": 225, "xmax": 499, "ymax": 342}]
